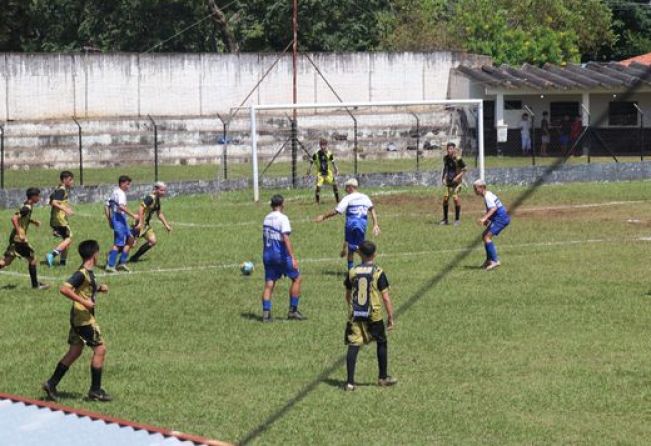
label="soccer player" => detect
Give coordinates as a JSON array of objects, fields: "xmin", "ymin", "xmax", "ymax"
[
  {"xmin": 104, "ymin": 175, "xmax": 137, "ymax": 273},
  {"xmin": 473, "ymin": 179, "xmax": 511, "ymax": 271},
  {"xmin": 343, "ymin": 240, "xmax": 396, "ymax": 391},
  {"xmin": 0, "ymin": 188, "xmax": 48, "ymax": 290},
  {"xmin": 307, "ymin": 138, "xmax": 340, "ymax": 204},
  {"xmin": 129, "ymin": 181, "xmax": 172, "ymax": 263},
  {"xmin": 42, "ymin": 240, "xmax": 112, "ymax": 402},
  {"xmin": 261, "ymin": 194, "xmax": 303, "ymax": 322},
  {"xmin": 46, "ymin": 171, "xmax": 75, "ymax": 267},
  {"xmin": 316, "ymin": 178, "xmax": 380, "ymax": 270},
  {"xmin": 440, "ymin": 142, "xmax": 467, "ymax": 226}
]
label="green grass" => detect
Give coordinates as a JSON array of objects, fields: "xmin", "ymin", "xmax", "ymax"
[
  {"xmin": 1, "ymin": 155, "xmax": 640, "ymax": 189},
  {"xmin": 1, "ymin": 181, "xmax": 650, "ymax": 444}
]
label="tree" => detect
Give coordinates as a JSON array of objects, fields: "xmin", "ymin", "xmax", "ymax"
[{"xmin": 599, "ymin": 0, "xmax": 651, "ymax": 60}]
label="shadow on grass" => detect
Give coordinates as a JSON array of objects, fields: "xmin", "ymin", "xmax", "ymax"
[
  {"xmin": 321, "ymin": 270, "xmax": 347, "ymax": 277},
  {"xmin": 0, "ymin": 284, "xmax": 18, "ymax": 290},
  {"xmin": 39, "ymin": 391, "xmax": 83, "ymax": 402},
  {"xmin": 321, "ymin": 378, "xmax": 375, "ymax": 389},
  {"xmin": 240, "ymin": 312, "xmax": 262, "ymax": 322}
]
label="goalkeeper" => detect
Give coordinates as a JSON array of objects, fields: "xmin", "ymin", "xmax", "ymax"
[{"xmin": 307, "ymin": 138, "xmax": 340, "ymax": 204}]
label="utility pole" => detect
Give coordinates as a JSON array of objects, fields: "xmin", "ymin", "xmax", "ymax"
[{"xmin": 291, "ymin": 0, "xmax": 298, "ymax": 188}]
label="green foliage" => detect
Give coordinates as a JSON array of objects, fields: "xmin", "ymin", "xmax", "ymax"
[{"xmin": 599, "ymin": 0, "xmax": 651, "ymax": 60}]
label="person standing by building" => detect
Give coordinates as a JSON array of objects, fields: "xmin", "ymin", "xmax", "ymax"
[{"xmin": 540, "ymin": 111, "xmax": 550, "ymax": 157}]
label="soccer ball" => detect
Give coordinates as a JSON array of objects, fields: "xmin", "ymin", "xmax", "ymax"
[{"xmin": 240, "ymin": 261, "xmax": 254, "ymax": 276}]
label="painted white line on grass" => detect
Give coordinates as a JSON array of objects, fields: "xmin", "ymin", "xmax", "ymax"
[
  {"xmin": 0, "ymin": 270, "xmax": 58, "ymax": 281},
  {"xmin": 517, "ymin": 200, "xmax": 649, "ymax": 213}
]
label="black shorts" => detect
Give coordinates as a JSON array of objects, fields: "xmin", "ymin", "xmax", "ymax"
[
  {"xmin": 345, "ymin": 319, "xmax": 387, "ymax": 346},
  {"xmin": 52, "ymin": 226, "xmax": 72, "ymax": 239},
  {"xmin": 68, "ymin": 324, "xmax": 103, "ymax": 347},
  {"xmin": 4, "ymin": 241, "xmax": 34, "ymax": 259}
]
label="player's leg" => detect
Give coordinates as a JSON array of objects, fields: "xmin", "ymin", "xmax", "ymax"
[
  {"xmin": 47, "ymin": 227, "xmax": 72, "ymax": 267},
  {"xmin": 287, "ymin": 264, "xmax": 303, "ymax": 320},
  {"xmin": 440, "ymin": 189, "xmax": 450, "ymax": 224},
  {"xmin": 130, "ymin": 231, "xmax": 156, "ymax": 262},
  {"xmin": 345, "ymin": 228, "xmax": 364, "ymax": 270},
  {"xmin": 372, "ymin": 321, "xmax": 396, "ymax": 386},
  {"xmin": 261, "ymin": 279, "xmax": 276, "ymax": 322},
  {"xmin": 116, "ymin": 235, "xmax": 134, "ymax": 271},
  {"xmin": 453, "ymin": 187, "xmax": 462, "ymax": 225},
  {"xmin": 483, "ymin": 229, "xmax": 500, "ymax": 270},
  {"xmin": 344, "ymin": 323, "xmax": 362, "ymax": 391},
  {"xmin": 43, "ymin": 339, "xmax": 84, "ymax": 400},
  {"xmin": 88, "ymin": 343, "xmax": 111, "ymax": 401},
  {"xmin": 24, "ymin": 244, "xmax": 48, "ymax": 289},
  {"xmin": 332, "ymin": 183, "xmax": 340, "ymax": 203},
  {"xmin": 0, "ymin": 252, "xmax": 15, "ymax": 269},
  {"xmin": 315, "ymin": 175, "xmax": 324, "ymax": 204}
]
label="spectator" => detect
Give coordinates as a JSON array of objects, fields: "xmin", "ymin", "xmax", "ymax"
[
  {"xmin": 559, "ymin": 114, "xmax": 572, "ymax": 154},
  {"xmin": 570, "ymin": 115, "xmax": 583, "ymax": 148},
  {"xmin": 519, "ymin": 113, "xmax": 532, "ymax": 155},
  {"xmin": 540, "ymin": 111, "xmax": 550, "ymax": 156}
]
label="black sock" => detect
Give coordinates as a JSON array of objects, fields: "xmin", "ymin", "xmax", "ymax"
[
  {"xmin": 130, "ymin": 244, "xmax": 152, "ymax": 262},
  {"xmin": 49, "ymin": 362, "xmax": 69, "ymax": 387},
  {"xmin": 346, "ymin": 345, "xmax": 360, "ymax": 385},
  {"xmin": 333, "ymin": 186, "xmax": 340, "ymax": 202},
  {"xmin": 455, "ymin": 205, "xmax": 461, "ymax": 221},
  {"xmin": 442, "ymin": 203, "xmax": 449, "ymax": 221},
  {"xmin": 90, "ymin": 366, "xmax": 102, "ymax": 391},
  {"xmin": 28, "ymin": 264, "xmax": 38, "ymax": 288},
  {"xmin": 315, "ymin": 187, "xmax": 321, "ymax": 204},
  {"xmin": 377, "ymin": 341, "xmax": 388, "ymax": 379}
]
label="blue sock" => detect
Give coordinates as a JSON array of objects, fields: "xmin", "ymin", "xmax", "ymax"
[
  {"xmin": 107, "ymin": 249, "xmax": 119, "ymax": 267},
  {"xmin": 262, "ymin": 300, "xmax": 272, "ymax": 312},
  {"xmin": 486, "ymin": 242, "xmax": 498, "ymax": 262},
  {"xmin": 484, "ymin": 244, "xmax": 490, "ymax": 261},
  {"xmin": 119, "ymin": 251, "xmax": 129, "ymax": 265},
  {"xmin": 347, "ymin": 260, "xmax": 354, "ymax": 270},
  {"xmin": 290, "ymin": 296, "xmax": 300, "ymax": 312}
]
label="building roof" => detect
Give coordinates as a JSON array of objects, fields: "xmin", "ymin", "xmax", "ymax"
[
  {"xmin": 0, "ymin": 393, "xmax": 230, "ymax": 446},
  {"xmin": 455, "ymin": 61, "xmax": 651, "ymax": 91},
  {"xmin": 620, "ymin": 52, "xmax": 651, "ymax": 67}
]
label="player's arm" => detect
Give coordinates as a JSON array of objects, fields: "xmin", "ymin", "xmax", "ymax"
[
  {"xmin": 51, "ymin": 199, "xmax": 73, "ymax": 216},
  {"xmin": 331, "ymin": 155, "xmax": 339, "ymax": 176},
  {"xmin": 11, "ymin": 213, "xmax": 25, "ymax": 241},
  {"xmin": 119, "ymin": 204, "xmax": 138, "ymax": 220},
  {"xmin": 157, "ymin": 211, "xmax": 172, "ymax": 233},
  {"xmin": 29, "ymin": 218, "xmax": 41, "ymax": 228},
  {"xmin": 381, "ymin": 290, "xmax": 394, "ymax": 331},
  {"xmin": 370, "ymin": 206, "xmax": 380, "ymax": 236},
  {"xmin": 135, "ymin": 204, "xmax": 145, "ymax": 230},
  {"xmin": 479, "ymin": 207, "xmax": 497, "ymax": 226},
  {"xmin": 60, "ymin": 280, "xmax": 94, "ymax": 311},
  {"xmin": 282, "ymin": 233, "xmax": 298, "ymax": 269},
  {"xmin": 103, "ymin": 204, "xmax": 113, "ymax": 229},
  {"xmin": 453, "ymin": 163, "xmax": 467, "ymax": 184},
  {"xmin": 315, "ymin": 209, "xmax": 338, "ymax": 223}
]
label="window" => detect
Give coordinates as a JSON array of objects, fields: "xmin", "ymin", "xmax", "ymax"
[
  {"xmin": 504, "ymin": 100, "xmax": 522, "ymax": 110},
  {"xmin": 550, "ymin": 102, "xmax": 580, "ymax": 124},
  {"xmin": 609, "ymin": 101, "xmax": 638, "ymax": 126}
]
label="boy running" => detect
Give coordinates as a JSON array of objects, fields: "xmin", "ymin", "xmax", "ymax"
[
  {"xmin": 42, "ymin": 240, "xmax": 112, "ymax": 402},
  {"xmin": 0, "ymin": 187, "xmax": 49, "ymax": 289},
  {"xmin": 104, "ymin": 175, "xmax": 137, "ymax": 273},
  {"xmin": 261, "ymin": 194, "xmax": 304, "ymax": 322},
  {"xmin": 473, "ymin": 179, "xmax": 511, "ymax": 271},
  {"xmin": 440, "ymin": 143, "xmax": 466, "ymax": 226},
  {"xmin": 46, "ymin": 171, "xmax": 75, "ymax": 267},
  {"xmin": 315, "ymin": 178, "xmax": 380, "ymax": 270},
  {"xmin": 129, "ymin": 182, "xmax": 172, "ymax": 263},
  {"xmin": 343, "ymin": 240, "xmax": 396, "ymax": 391},
  {"xmin": 307, "ymin": 138, "xmax": 340, "ymax": 204}
]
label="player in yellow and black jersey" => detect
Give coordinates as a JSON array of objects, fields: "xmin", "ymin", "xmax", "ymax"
[
  {"xmin": 440, "ymin": 142, "xmax": 467, "ymax": 226},
  {"xmin": 46, "ymin": 171, "xmax": 75, "ymax": 267},
  {"xmin": 42, "ymin": 240, "xmax": 112, "ymax": 402},
  {"xmin": 343, "ymin": 240, "xmax": 396, "ymax": 391},
  {"xmin": 129, "ymin": 181, "xmax": 172, "ymax": 263},
  {"xmin": 0, "ymin": 188, "xmax": 49, "ymax": 289},
  {"xmin": 308, "ymin": 138, "xmax": 340, "ymax": 204}
]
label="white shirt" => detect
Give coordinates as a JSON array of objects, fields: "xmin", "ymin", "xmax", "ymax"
[
  {"xmin": 263, "ymin": 210, "xmax": 292, "ymax": 258},
  {"xmin": 520, "ymin": 119, "xmax": 531, "ymax": 136},
  {"xmin": 106, "ymin": 187, "xmax": 127, "ymax": 216},
  {"xmin": 336, "ymin": 192, "xmax": 373, "ymax": 229}
]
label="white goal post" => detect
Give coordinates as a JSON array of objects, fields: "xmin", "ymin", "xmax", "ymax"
[{"xmin": 249, "ymin": 99, "xmax": 485, "ymax": 202}]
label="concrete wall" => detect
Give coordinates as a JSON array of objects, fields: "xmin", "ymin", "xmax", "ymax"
[
  {"xmin": 0, "ymin": 52, "xmax": 491, "ymax": 121},
  {"xmin": 2, "ymin": 161, "xmax": 649, "ymax": 209}
]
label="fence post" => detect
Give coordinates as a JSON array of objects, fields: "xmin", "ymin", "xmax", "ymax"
[
  {"xmin": 0, "ymin": 124, "xmax": 4, "ymax": 189},
  {"xmin": 353, "ymin": 116, "xmax": 358, "ymax": 177},
  {"xmin": 72, "ymin": 117, "xmax": 83, "ymax": 185},
  {"xmin": 147, "ymin": 115, "xmax": 158, "ymax": 182},
  {"xmin": 291, "ymin": 118, "xmax": 298, "ymax": 188},
  {"xmin": 410, "ymin": 113, "xmax": 420, "ymax": 172},
  {"xmin": 216, "ymin": 113, "xmax": 228, "ymax": 180}
]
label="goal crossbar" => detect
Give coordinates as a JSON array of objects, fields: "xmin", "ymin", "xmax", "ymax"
[{"xmin": 249, "ymin": 99, "xmax": 485, "ymax": 201}]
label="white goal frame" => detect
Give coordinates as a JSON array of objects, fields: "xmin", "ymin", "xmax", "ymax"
[{"xmin": 249, "ymin": 99, "xmax": 484, "ymax": 202}]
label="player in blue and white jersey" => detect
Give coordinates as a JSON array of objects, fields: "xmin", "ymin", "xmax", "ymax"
[
  {"xmin": 315, "ymin": 178, "xmax": 380, "ymax": 270},
  {"xmin": 261, "ymin": 194, "xmax": 303, "ymax": 323},
  {"xmin": 473, "ymin": 179, "xmax": 511, "ymax": 271},
  {"xmin": 104, "ymin": 176, "xmax": 137, "ymax": 273}
]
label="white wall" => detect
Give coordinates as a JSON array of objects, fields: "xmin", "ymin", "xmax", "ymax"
[{"xmin": 0, "ymin": 52, "xmax": 490, "ymax": 121}]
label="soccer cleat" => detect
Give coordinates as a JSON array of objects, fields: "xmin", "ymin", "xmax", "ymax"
[
  {"xmin": 378, "ymin": 376, "xmax": 398, "ymax": 387},
  {"xmin": 481, "ymin": 259, "xmax": 491, "ymax": 269},
  {"xmin": 116, "ymin": 264, "xmax": 130, "ymax": 272},
  {"xmin": 262, "ymin": 310, "xmax": 272, "ymax": 323},
  {"xmin": 287, "ymin": 310, "xmax": 305, "ymax": 321},
  {"xmin": 45, "ymin": 253, "xmax": 55, "ymax": 267},
  {"xmin": 88, "ymin": 388, "xmax": 112, "ymax": 402},
  {"xmin": 438, "ymin": 219, "xmax": 448, "ymax": 226},
  {"xmin": 104, "ymin": 266, "xmax": 117, "ymax": 273},
  {"xmin": 41, "ymin": 381, "xmax": 59, "ymax": 401},
  {"xmin": 453, "ymin": 220, "xmax": 461, "ymax": 226},
  {"xmin": 343, "ymin": 383, "xmax": 355, "ymax": 391},
  {"xmin": 34, "ymin": 283, "xmax": 50, "ymax": 290},
  {"xmin": 485, "ymin": 260, "xmax": 501, "ymax": 271}
]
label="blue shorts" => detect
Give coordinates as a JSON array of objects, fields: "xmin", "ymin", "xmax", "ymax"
[
  {"xmin": 263, "ymin": 256, "xmax": 300, "ymax": 282},
  {"xmin": 559, "ymin": 135, "xmax": 570, "ymax": 146},
  {"xmin": 345, "ymin": 227, "xmax": 365, "ymax": 252},
  {"xmin": 488, "ymin": 218, "xmax": 510, "ymax": 236},
  {"xmin": 112, "ymin": 222, "xmax": 131, "ymax": 247}
]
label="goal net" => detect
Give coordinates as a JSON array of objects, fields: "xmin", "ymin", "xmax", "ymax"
[{"xmin": 246, "ymin": 100, "xmax": 485, "ymax": 201}]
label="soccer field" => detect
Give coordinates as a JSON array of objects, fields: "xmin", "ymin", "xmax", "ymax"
[{"xmin": 0, "ymin": 181, "xmax": 650, "ymax": 445}]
